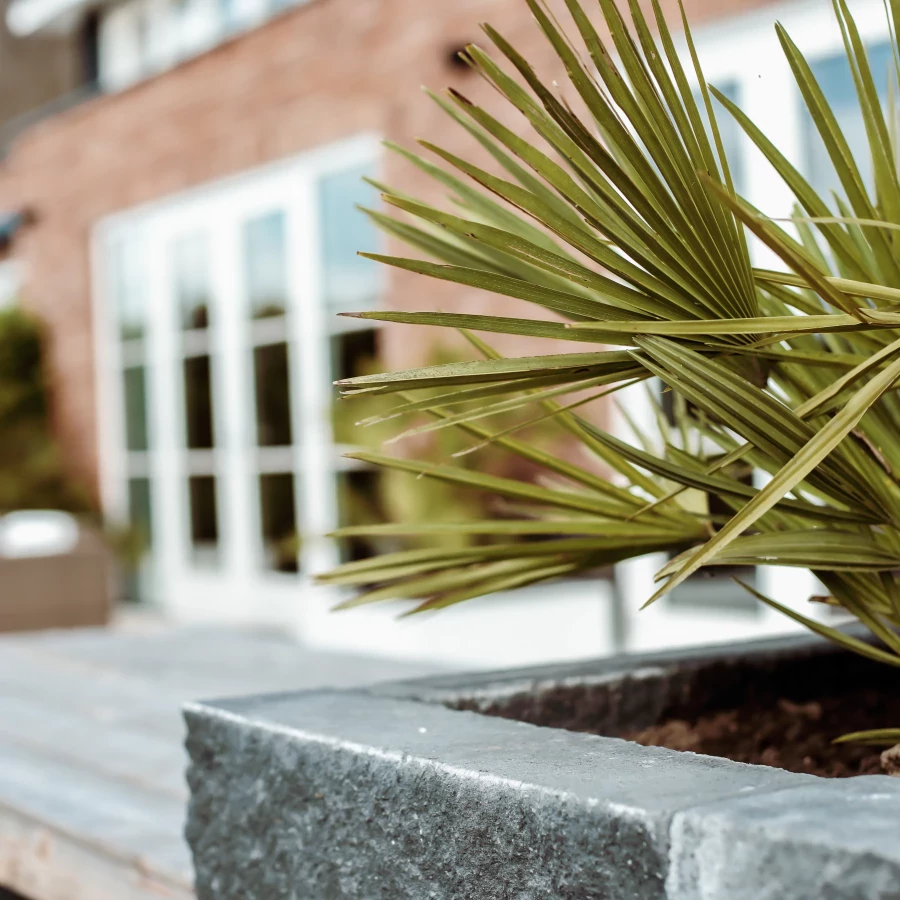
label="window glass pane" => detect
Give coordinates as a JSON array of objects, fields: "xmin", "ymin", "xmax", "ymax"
[
  {"xmin": 184, "ymin": 355, "xmax": 215, "ymax": 448},
  {"xmin": 329, "ymin": 328, "xmax": 377, "ymax": 444},
  {"xmin": 217, "ymin": 0, "xmax": 240, "ymax": 33},
  {"xmin": 335, "ymin": 469, "xmax": 387, "ymax": 564},
  {"xmin": 99, "ymin": 3, "xmax": 143, "ymax": 90},
  {"xmin": 123, "ymin": 366, "xmax": 149, "ymax": 451},
  {"xmin": 142, "ymin": 0, "xmax": 174, "ymax": 72},
  {"xmin": 253, "ymin": 342, "xmax": 292, "ymax": 446},
  {"xmin": 666, "ymin": 484, "xmax": 758, "ymax": 612},
  {"xmin": 173, "ymin": 233, "xmax": 212, "ymax": 329},
  {"xmin": 259, "ymin": 473, "xmax": 298, "ymax": 572},
  {"xmin": 110, "ymin": 237, "xmax": 145, "ymax": 340},
  {"xmin": 317, "ymin": 162, "xmax": 381, "ymax": 316},
  {"xmin": 330, "ymin": 327, "xmax": 377, "ymax": 382},
  {"xmin": 661, "ymin": 385, "xmax": 758, "ymax": 612},
  {"xmin": 244, "ymin": 210, "xmax": 288, "ymax": 319},
  {"xmin": 803, "ymin": 41, "xmax": 894, "ymax": 199},
  {"xmin": 188, "ymin": 475, "xmax": 219, "ymax": 560},
  {"xmin": 668, "ymin": 575, "xmax": 760, "ymax": 612},
  {"xmin": 693, "ymin": 80, "xmax": 744, "ymax": 193},
  {"xmin": 128, "ymin": 476, "xmax": 153, "ymax": 549},
  {"xmin": 174, "ymin": 0, "xmax": 216, "ymax": 57},
  {"xmin": 0, "ymin": 261, "xmax": 21, "ymax": 310},
  {"xmin": 134, "ymin": 3, "xmax": 151, "ymax": 71}
]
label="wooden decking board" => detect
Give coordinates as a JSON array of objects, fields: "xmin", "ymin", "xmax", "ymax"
[
  {"xmin": 0, "ymin": 743, "xmax": 192, "ymax": 874},
  {"xmin": 0, "ymin": 697, "xmax": 189, "ymax": 799},
  {"xmin": 0, "ymin": 624, "xmax": 440, "ymax": 899}
]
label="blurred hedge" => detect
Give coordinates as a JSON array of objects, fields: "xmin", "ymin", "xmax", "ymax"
[{"xmin": 0, "ymin": 307, "xmax": 93, "ymax": 514}]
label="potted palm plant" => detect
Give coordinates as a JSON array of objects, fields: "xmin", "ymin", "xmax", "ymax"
[{"xmin": 186, "ymin": 0, "xmax": 900, "ymax": 895}]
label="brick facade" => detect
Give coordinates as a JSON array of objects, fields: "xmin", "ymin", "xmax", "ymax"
[{"xmin": 0, "ymin": 0, "xmax": 776, "ymax": 500}]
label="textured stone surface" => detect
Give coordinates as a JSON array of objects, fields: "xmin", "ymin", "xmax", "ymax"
[
  {"xmin": 668, "ymin": 777, "xmax": 900, "ymax": 900},
  {"xmin": 184, "ymin": 690, "xmax": 806, "ymax": 900},
  {"xmin": 185, "ymin": 633, "xmax": 900, "ymax": 899}
]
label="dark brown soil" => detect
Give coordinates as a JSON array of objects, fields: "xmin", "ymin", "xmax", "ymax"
[
  {"xmin": 451, "ymin": 647, "xmax": 900, "ymax": 778},
  {"xmin": 623, "ymin": 689, "xmax": 892, "ymax": 778}
]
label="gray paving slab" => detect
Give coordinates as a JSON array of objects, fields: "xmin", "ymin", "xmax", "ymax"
[{"xmin": 0, "ymin": 623, "xmax": 442, "ymax": 899}]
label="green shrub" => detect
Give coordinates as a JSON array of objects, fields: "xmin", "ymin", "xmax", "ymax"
[
  {"xmin": 0, "ymin": 307, "xmax": 92, "ymax": 514},
  {"xmin": 321, "ymin": 0, "xmax": 900, "ymax": 743}
]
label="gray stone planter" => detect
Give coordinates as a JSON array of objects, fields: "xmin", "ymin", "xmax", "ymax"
[{"xmin": 184, "ymin": 631, "xmax": 900, "ymax": 899}]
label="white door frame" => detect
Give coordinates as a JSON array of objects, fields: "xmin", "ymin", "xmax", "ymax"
[{"xmin": 92, "ymin": 133, "xmax": 381, "ymax": 630}]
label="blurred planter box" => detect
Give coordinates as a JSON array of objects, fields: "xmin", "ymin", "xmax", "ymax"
[
  {"xmin": 0, "ymin": 518, "xmax": 113, "ymax": 632},
  {"xmin": 185, "ymin": 631, "xmax": 900, "ymax": 900}
]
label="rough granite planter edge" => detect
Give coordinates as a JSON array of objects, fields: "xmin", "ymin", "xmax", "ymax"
[{"xmin": 184, "ymin": 630, "xmax": 900, "ymax": 900}]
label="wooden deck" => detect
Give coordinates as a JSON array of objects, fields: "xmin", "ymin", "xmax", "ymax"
[{"xmin": 0, "ymin": 621, "xmax": 441, "ymax": 899}]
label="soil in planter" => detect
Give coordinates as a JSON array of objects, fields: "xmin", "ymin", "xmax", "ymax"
[
  {"xmin": 451, "ymin": 650, "xmax": 900, "ymax": 778},
  {"xmin": 623, "ymin": 690, "xmax": 894, "ymax": 778}
]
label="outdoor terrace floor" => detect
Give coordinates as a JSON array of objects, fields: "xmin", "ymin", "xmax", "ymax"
[{"xmin": 0, "ymin": 614, "xmax": 441, "ymax": 899}]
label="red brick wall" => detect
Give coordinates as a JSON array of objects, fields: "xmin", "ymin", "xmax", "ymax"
[{"xmin": 0, "ymin": 0, "xmax": 777, "ymax": 499}]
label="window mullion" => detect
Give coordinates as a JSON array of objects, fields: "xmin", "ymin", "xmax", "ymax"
[
  {"xmin": 290, "ymin": 168, "xmax": 335, "ymax": 577},
  {"xmin": 145, "ymin": 215, "xmax": 186, "ymax": 583},
  {"xmin": 215, "ymin": 210, "xmax": 256, "ymax": 579}
]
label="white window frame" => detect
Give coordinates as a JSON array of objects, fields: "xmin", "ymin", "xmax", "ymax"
[
  {"xmin": 679, "ymin": 0, "xmax": 892, "ymax": 241},
  {"xmin": 97, "ymin": 0, "xmax": 311, "ymax": 91},
  {"xmin": 91, "ymin": 133, "xmax": 626, "ymax": 667},
  {"xmin": 93, "ymin": 133, "xmax": 382, "ymax": 630}
]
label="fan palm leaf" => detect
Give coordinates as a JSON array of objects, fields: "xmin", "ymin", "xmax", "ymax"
[{"xmin": 320, "ymin": 0, "xmax": 900, "ymax": 741}]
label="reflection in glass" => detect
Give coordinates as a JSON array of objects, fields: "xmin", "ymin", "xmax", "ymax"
[
  {"xmin": 217, "ymin": 0, "xmax": 240, "ymax": 33},
  {"xmin": 668, "ymin": 578, "xmax": 760, "ymax": 611},
  {"xmin": 661, "ymin": 392, "xmax": 757, "ymax": 611},
  {"xmin": 111, "ymin": 238, "xmax": 145, "ymax": 340},
  {"xmin": 336, "ymin": 469, "xmax": 386, "ymax": 564},
  {"xmin": 259, "ymin": 473, "xmax": 298, "ymax": 572},
  {"xmin": 253, "ymin": 342, "xmax": 292, "ymax": 446},
  {"xmin": 123, "ymin": 366, "xmax": 149, "ymax": 452},
  {"xmin": 128, "ymin": 477, "xmax": 153, "ymax": 549},
  {"xmin": 173, "ymin": 233, "xmax": 212, "ymax": 329},
  {"xmin": 244, "ymin": 211, "xmax": 288, "ymax": 319},
  {"xmin": 692, "ymin": 80, "xmax": 744, "ymax": 193},
  {"xmin": 188, "ymin": 475, "xmax": 219, "ymax": 560},
  {"xmin": 329, "ymin": 328, "xmax": 377, "ymax": 445},
  {"xmin": 330, "ymin": 327, "xmax": 376, "ymax": 382},
  {"xmin": 803, "ymin": 41, "xmax": 893, "ymax": 198},
  {"xmin": 184, "ymin": 355, "xmax": 215, "ymax": 449},
  {"xmin": 317, "ymin": 163, "xmax": 381, "ymax": 314}
]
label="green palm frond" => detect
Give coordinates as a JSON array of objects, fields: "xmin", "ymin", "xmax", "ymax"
[{"xmin": 319, "ymin": 0, "xmax": 900, "ymax": 711}]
